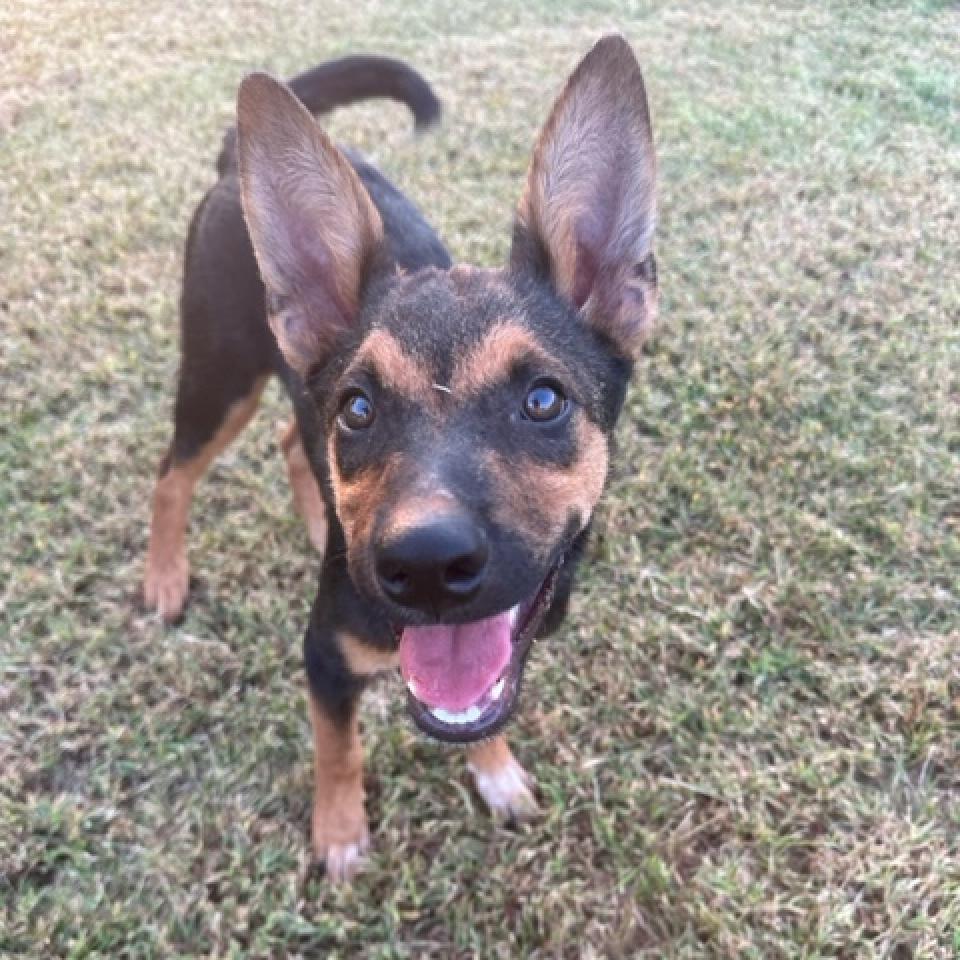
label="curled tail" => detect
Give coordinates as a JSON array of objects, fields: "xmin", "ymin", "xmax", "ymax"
[{"xmin": 217, "ymin": 54, "xmax": 441, "ymax": 175}]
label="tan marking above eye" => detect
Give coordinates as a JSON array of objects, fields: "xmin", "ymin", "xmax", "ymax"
[
  {"xmin": 346, "ymin": 328, "xmax": 437, "ymax": 406},
  {"xmin": 451, "ymin": 320, "xmax": 569, "ymax": 396}
]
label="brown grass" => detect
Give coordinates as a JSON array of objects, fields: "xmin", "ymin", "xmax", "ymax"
[{"xmin": 2, "ymin": 0, "xmax": 959, "ymax": 956}]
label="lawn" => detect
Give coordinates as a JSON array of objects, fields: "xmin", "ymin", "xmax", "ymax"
[{"xmin": 2, "ymin": 0, "xmax": 959, "ymax": 956}]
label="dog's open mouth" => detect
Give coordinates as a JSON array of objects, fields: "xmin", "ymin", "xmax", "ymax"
[{"xmin": 398, "ymin": 560, "xmax": 562, "ymax": 742}]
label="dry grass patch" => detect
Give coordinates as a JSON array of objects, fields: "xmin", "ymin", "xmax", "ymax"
[{"xmin": 2, "ymin": 0, "xmax": 959, "ymax": 956}]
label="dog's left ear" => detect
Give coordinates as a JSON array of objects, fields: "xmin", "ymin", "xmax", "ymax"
[
  {"xmin": 237, "ymin": 73, "xmax": 384, "ymax": 376},
  {"xmin": 510, "ymin": 35, "xmax": 657, "ymax": 359}
]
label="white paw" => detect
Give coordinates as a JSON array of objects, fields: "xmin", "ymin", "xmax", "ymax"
[
  {"xmin": 143, "ymin": 555, "xmax": 189, "ymax": 622},
  {"xmin": 468, "ymin": 754, "xmax": 539, "ymax": 821},
  {"xmin": 317, "ymin": 834, "xmax": 370, "ymax": 884}
]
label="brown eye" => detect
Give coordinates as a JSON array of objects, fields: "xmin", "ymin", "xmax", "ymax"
[
  {"xmin": 523, "ymin": 381, "xmax": 567, "ymax": 422},
  {"xmin": 339, "ymin": 390, "xmax": 375, "ymax": 430}
]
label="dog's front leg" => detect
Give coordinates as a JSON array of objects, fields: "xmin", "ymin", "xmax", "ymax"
[
  {"xmin": 306, "ymin": 687, "xmax": 367, "ymax": 881},
  {"xmin": 303, "ymin": 622, "xmax": 371, "ymax": 882}
]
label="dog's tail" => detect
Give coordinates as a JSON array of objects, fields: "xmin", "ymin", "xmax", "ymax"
[{"xmin": 217, "ymin": 54, "xmax": 441, "ymax": 175}]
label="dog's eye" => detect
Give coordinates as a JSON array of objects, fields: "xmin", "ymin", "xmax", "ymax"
[
  {"xmin": 523, "ymin": 381, "xmax": 568, "ymax": 422},
  {"xmin": 339, "ymin": 390, "xmax": 375, "ymax": 430}
]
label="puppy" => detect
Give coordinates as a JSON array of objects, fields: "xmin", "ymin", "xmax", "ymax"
[{"xmin": 145, "ymin": 38, "xmax": 657, "ymax": 880}]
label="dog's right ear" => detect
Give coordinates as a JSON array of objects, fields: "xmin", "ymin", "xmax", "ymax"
[{"xmin": 237, "ymin": 73, "xmax": 383, "ymax": 376}]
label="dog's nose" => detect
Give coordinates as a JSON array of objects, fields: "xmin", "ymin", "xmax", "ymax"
[{"xmin": 376, "ymin": 513, "xmax": 488, "ymax": 613}]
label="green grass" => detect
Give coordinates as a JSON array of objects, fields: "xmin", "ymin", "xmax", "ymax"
[{"xmin": 2, "ymin": 0, "xmax": 959, "ymax": 956}]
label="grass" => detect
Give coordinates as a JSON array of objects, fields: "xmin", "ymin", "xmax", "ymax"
[{"xmin": 2, "ymin": 0, "xmax": 959, "ymax": 956}]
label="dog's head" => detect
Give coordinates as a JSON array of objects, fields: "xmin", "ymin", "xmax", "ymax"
[{"xmin": 237, "ymin": 36, "xmax": 656, "ymax": 742}]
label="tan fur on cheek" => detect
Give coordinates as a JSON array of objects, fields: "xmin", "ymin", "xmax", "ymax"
[
  {"xmin": 484, "ymin": 417, "xmax": 608, "ymax": 552},
  {"xmin": 326, "ymin": 441, "xmax": 406, "ymax": 582},
  {"xmin": 326, "ymin": 456, "xmax": 379, "ymax": 547}
]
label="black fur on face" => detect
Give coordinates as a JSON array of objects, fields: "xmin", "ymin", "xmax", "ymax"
[{"xmin": 300, "ymin": 263, "xmax": 629, "ymax": 628}]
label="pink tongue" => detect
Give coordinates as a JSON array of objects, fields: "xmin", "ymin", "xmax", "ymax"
[{"xmin": 399, "ymin": 611, "xmax": 513, "ymax": 712}]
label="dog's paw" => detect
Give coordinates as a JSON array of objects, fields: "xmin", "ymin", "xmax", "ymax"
[
  {"xmin": 143, "ymin": 554, "xmax": 189, "ymax": 622},
  {"xmin": 468, "ymin": 750, "xmax": 540, "ymax": 822},
  {"xmin": 312, "ymin": 795, "xmax": 370, "ymax": 883},
  {"xmin": 313, "ymin": 826, "xmax": 370, "ymax": 883}
]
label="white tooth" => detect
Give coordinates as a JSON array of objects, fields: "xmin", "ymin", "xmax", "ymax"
[
  {"xmin": 406, "ymin": 678, "xmax": 423, "ymax": 700},
  {"xmin": 490, "ymin": 677, "xmax": 506, "ymax": 701},
  {"xmin": 430, "ymin": 703, "xmax": 483, "ymax": 725},
  {"xmin": 507, "ymin": 605, "xmax": 521, "ymax": 628}
]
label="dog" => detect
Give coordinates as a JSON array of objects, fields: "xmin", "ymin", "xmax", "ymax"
[{"xmin": 144, "ymin": 38, "xmax": 657, "ymax": 881}]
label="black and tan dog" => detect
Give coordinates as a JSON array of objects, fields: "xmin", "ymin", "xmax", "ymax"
[{"xmin": 144, "ymin": 39, "xmax": 657, "ymax": 880}]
